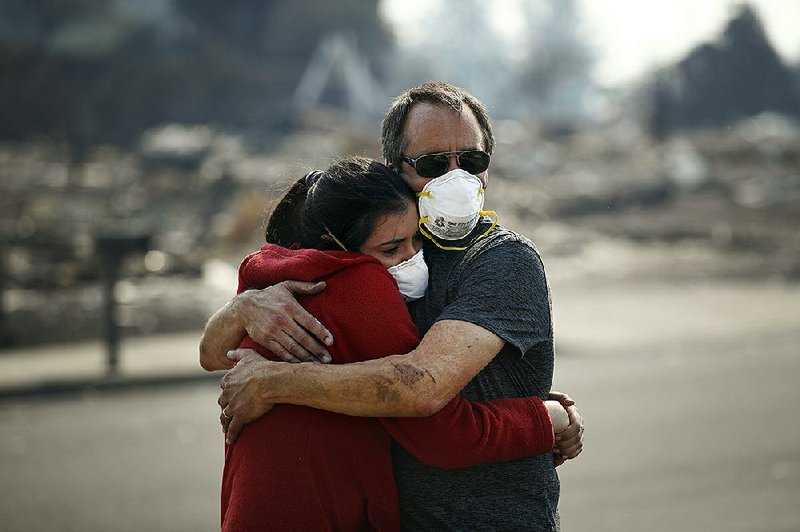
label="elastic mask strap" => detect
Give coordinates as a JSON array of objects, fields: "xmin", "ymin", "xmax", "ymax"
[
  {"xmin": 323, "ymin": 225, "xmax": 348, "ymax": 251},
  {"xmin": 418, "ymin": 211, "xmax": 498, "ymax": 252},
  {"xmin": 475, "ymin": 210, "xmax": 498, "ymax": 241}
]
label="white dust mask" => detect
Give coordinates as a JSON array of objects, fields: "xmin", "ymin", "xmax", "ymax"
[
  {"xmin": 417, "ymin": 169, "xmax": 484, "ymax": 240},
  {"xmin": 387, "ymin": 248, "xmax": 428, "ymax": 301},
  {"xmin": 417, "ymin": 169, "xmax": 498, "ymax": 250}
]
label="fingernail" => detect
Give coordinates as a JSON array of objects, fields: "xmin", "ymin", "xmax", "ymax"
[
  {"xmin": 553, "ymin": 449, "xmax": 560, "ymax": 454},
  {"xmin": 324, "ymin": 335, "xmax": 333, "ymax": 346},
  {"xmin": 555, "ymin": 436, "xmax": 561, "ymax": 441},
  {"xmin": 225, "ymin": 437, "xmax": 231, "ymax": 445},
  {"xmin": 322, "ymin": 355, "xmax": 331, "ymax": 363}
]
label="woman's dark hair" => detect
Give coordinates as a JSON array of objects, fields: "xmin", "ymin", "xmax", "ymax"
[{"xmin": 265, "ymin": 157, "xmax": 416, "ymax": 251}]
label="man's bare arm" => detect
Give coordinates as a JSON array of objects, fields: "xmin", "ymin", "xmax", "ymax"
[
  {"xmin": 199, "ymin": 296, "xmax": 247, "ymax": 371},
  {"xmin": 261, "ymin": 319, "xmax": 501, "ymax": 415},
  {"xmin": 199, "ymin": 280, "xmax": 333, "ymax": 371},
  {"xmin": 219, "ymin": 319, "xmax": 504, "ymax": 441}
]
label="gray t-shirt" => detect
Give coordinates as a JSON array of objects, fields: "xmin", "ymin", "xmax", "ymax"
[{"xmin": 393, "ymin": 220, "xmax": 559, "ymax": 531}]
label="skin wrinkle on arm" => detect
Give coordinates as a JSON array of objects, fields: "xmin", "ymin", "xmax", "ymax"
[{"xmin": 259, "ymin": 319, "xmax": 504, "ymax": 417}]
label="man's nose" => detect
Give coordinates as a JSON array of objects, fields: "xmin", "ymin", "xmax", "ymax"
[{"xmin": 446, "ymin": 154, "xmax": 459, "ymax": 172}]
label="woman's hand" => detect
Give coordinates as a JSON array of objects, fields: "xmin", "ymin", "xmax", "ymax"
[
  {"xmin": 548, "ymin": 391, "xmax": 585, "ymax": 466},
  {"xmin": 544, "ymin": 400, "xmax": 569, "ymax": 434},
  {"xmin": 218, "ymin": 349, "xmax": 276, "ymax": 444}
]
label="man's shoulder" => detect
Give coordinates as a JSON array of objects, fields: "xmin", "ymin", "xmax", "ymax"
[
  {"xmin": 462, "ymin": 225, "xmax": 542, "ymax": 267},
  {"xmin": 443, "ymin": 225, "xmax": 548, "ymax": 297}
]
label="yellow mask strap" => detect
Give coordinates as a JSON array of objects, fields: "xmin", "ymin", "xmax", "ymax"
[
  {"xmin": 418, "ymin": 211, "xmax": 498, "ymax": 252},
  {"xmin": 476, "ymin": 209, "xmax": 498, "ymax": 240},
  {"xmin": 323, "ymin": 225, "xmax": 348, "ymax": 251}
]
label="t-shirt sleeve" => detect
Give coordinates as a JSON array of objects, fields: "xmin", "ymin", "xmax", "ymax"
[{"xmin": 435, "ymin": 240, "xmax": 552, "ymax": 355}]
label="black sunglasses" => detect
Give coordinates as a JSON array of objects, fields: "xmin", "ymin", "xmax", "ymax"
[{"xmin": 400, "ymin": 150, "xmax": 490, "ymax": 178}]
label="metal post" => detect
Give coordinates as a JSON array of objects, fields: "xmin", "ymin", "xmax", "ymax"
[
  {"xmin": 95, "ymin": 232, "xmax": 150, "ymax": 378},
  {"xmin": 101, "ymin": 255, "xmax": 121, "ymax": 377},
  {"xmin": 0, "ymin": 245, "xmax": 9, "ymax": 347}
]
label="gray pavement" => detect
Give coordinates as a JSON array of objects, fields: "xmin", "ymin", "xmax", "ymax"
[
  {"xmin": 556, "ymin": 331, "xmax": 800, "ymax": 531},
  {"xmin": 0, "ymin": 383, "xmax": 224, "ymax": 531},
  {"xmin": 1, "ymin": 279, "xmax": 799, "ymax": 530}
]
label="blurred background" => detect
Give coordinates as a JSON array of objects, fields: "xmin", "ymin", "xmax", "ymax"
[{"xmin": 0, "ymin": 1, "xmax": 798, "ymax": 530}]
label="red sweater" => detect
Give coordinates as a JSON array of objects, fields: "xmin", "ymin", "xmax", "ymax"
[{"xmin": 221, "ymin": 244, "xmax": 555, "ymax": 531}]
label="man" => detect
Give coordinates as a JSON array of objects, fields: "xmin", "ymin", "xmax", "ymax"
[{"xmin": 203, "ymin": 81, "xmax": 583, "ymax": 530}]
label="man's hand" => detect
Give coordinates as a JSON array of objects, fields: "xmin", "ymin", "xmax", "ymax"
[
  {"xmin": 238, "ymin": 280, "xmax": 333, "ymax": 363},
  {"xmin": 549, "ymin": 391, "xmax": 584, "ymax": 466},
  {"xmin": 218, "ymin": 348, "xmax": 277, "ymax": 444}
]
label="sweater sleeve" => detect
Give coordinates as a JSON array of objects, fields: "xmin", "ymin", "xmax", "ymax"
[
  {"xmin": 236, "ymin": 251, "xmax": 258, "ymax": 294},
  {"xmin": 380, "ymin": 395, "xmax": 554, "ymax": 469},
  {"xmin": 327, "ymin": 262, "xmax": 555, "ymax": 469}
]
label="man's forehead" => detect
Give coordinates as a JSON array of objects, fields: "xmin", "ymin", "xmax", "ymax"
[{"xmin": 403, "ymin": 102, "xmax": 483, "ymax": 151}]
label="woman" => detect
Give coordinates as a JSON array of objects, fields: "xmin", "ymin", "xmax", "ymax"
[{"xmin": 221, "ymin": 157, "xmax": 568, "ymax": 531}]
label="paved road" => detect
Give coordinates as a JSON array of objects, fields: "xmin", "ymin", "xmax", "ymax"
[
  {"xmin": 555, "ymin": 331, "xmax": 800, "ymax": 531},
  {"xmin": 0, "ymin": 383, "xmax": 224, "ymax": 531},
  {"xmin": 1, "ymin": 280, "xmax": 798, "ymax": 530}
]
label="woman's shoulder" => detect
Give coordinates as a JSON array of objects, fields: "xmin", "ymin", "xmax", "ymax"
[
  {"xmin": 237, "ymin": 243, "xmax": 386, "ymax": 291},
  {"xmin": 308, "ymin": 257, "xmax": 403, "ymax": 311}
]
